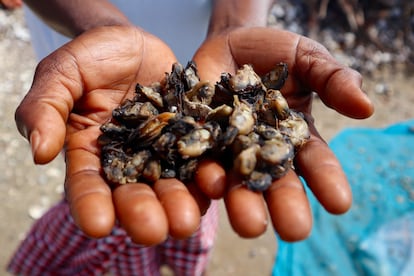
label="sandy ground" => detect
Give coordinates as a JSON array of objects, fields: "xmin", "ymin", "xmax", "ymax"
[{"xmin": 1, "ymin": 8, "xmax": 413, "ymax": 276}]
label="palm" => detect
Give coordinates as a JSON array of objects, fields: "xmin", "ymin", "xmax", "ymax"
[
  {"xmin": 193, "ymin": 27, "xmax": 374, "ymax": 240},
  {"xmin": 64, "ymin": 28, "xmax": 177, "ymax": 159},
  {"xmin": 65, "ymin": 28, "xmax": 177, "ymax": 129}
]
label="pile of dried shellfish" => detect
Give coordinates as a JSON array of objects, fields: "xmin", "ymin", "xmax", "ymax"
[{"xmin": 98, "ymin": 62, "xmax": 310, "ymax": 192}]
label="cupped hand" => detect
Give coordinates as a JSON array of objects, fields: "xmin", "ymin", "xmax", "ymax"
[
  {"xmin": 193, "ymin": 27, "xmax": 374, "ymax": 241},
  {"xmin": 15, "ymin": 26, "xmax": 203, "ymax": 245}
]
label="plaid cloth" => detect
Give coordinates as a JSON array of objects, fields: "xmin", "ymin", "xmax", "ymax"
[{"xmin": 8, "ymin": 199, "xmax": 219, "ymax": 276}]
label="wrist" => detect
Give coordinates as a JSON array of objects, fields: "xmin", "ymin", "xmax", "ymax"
[
  {"xmin": 207, "ymin": 0, "xmax": 273, "ymax": 37},
  {"xmin": 24, "ymin": 0, "xmax": 132, "ymax": 38}
]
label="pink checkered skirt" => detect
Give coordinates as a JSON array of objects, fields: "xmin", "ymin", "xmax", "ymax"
[{"xmin": 8, "ymin": 199, "xmax": 219, "ymax": 276}]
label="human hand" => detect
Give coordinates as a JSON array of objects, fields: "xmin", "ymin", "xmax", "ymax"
[
  {"xmin": 192, "ymin": 27, "xmax": 374, "ymax": 241},
  {"xmin": 15, "ymin": 26, "xmax": 204, "ymax": 245}
]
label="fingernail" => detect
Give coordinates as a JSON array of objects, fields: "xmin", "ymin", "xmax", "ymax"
[{"xmin": 29, "ymin": 130, "xmax": 40, "ymax": 161}]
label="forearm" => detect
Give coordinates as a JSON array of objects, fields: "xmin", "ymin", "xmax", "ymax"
[
  {"xmin": 23, "ymin": 0, "xmax": 132, "ymax": 38},
  {"xmin": 207, "ymin": 0, "xmax": 274, "ymax": 36}
]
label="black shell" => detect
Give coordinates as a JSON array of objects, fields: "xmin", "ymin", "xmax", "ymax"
[{"xmin": 99, "ymin": 61, "xmax": 309, "ymax": 191}]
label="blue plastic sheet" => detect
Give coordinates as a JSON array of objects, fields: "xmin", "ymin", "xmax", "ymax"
[{"xmin": 273, "ymin": 120, "xmax": 414, "ymax": 276}]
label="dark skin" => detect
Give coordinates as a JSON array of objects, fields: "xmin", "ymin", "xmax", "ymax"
[
  {"xmin": 15, "ymin": 25, "xmax": 373, "ymax": 245},
  {"xmin": 17, "ymin": 0, "xmax": 374, "ymax": 246},
  {"xmin": 16, "ymin": 27, "xmax": 192, "ymax": 245},
  {"xmin": 193, "ymin": 26, "xmax": 373, "ymax": 240}
]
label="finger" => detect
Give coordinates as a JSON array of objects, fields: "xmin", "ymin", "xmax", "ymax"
[
  {"xmin": 295, "ymin": 134, "xmax": 352, "ymax": 215},
  {"xmin": 227, "ymin": 27, "xmax": 374, "ymax": 119},
  {"xmin": 113, "ymin": 184, "xmax": 168, "ymax": 245},
  {"xmin": 186, "ymin": 182, "xmax": 211, "ymax": 216},
  {"xmin": 65, "ymin": 170, "xmax": 115, "ymax": 238},
  {"xmin": 65, "ymin": 151, "xmax": 115, "ymax": 238},
  {"xmin": 224, "ymin": 172, "xmax": 268, "ymax": 238},
  {"xmin": 195, "ymin": 159, "xmax": 227, "ymax": 199},
  {"xmin": 65, "ymin": 127, "xmax": 115, "ymax": 237},
  {"xmin": 153, "ymin": 178, "xmax": 201, "ymax": 239},
  {"xmin": 265, "ymin": 170, "xmax": 312, "ymax": 241}
]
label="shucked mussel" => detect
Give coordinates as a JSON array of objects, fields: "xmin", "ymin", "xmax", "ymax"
[{"xmin": 98, "ymin": 61, "xmax": 310, "ymax": 192}]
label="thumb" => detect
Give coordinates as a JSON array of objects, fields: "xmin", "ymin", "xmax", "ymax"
[
  {"xmin": 15, "ymin": 100, "xmax": 67, "ymax": 164},
  {"xmin": 15, "ymin": 54, "xmax": 80, "ymax": 164},
  {"xmin": 227, "ymin": 27, "xmax": 374, "ymax": 119},
  {"xmin": 294, "ymin": 36, "xmax": 374, "ymax": 119}
]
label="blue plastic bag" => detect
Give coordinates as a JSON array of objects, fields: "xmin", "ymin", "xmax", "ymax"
[{"xmin": 273, "ymin": 120, "xmax": 414, "ymax": 276}]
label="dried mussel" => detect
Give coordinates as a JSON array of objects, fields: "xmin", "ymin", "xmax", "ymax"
[{"xmin": 98, "ymin": 61, "xmax": 310, "ymax": 191}]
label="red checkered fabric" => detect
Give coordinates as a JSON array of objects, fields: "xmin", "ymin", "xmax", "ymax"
[{"xmin": 8, "ymin": 199, "xmax": 219, "ymax": 276}]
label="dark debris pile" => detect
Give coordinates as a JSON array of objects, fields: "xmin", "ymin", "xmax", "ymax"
[{"xmin": 269, "ymin": 0, "xmax": 414, "ymax": 74}]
